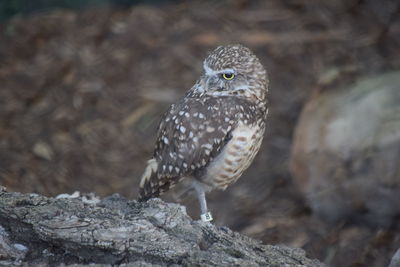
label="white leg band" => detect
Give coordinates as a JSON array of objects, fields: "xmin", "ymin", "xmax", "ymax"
[{"xmin": 200, "ymin": 212, "xmax": 213, "ymax": 222}]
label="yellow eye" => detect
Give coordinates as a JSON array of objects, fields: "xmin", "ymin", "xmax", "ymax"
[{"xmin": 222, "ymin": 73, "xmax": 235, "ymax": 80}]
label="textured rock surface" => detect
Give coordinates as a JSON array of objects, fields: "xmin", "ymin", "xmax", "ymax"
[
  {"xmin": 290, "ymin": 71, "xmax": 400, "ymax": 227},
  {"xmin": 389, "ymin": 248, "xmax": 400, "ymax": 267},
  {"xmin": 0, "ymin": 189, "xmax": 323, "ymax": 266}
]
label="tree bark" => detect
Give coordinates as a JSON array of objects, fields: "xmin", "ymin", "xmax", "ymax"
[{"xmin": 0, "ymin": 187, "xmax": 324, "ymax": 266}]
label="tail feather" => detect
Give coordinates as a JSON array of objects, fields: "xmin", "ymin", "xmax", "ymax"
[
  {"xmin": 138, "ymin": 158, "xmax": 182, "ymax": 201},
  {"xmin": 138, "ymin": 159, "xmax": 159, "ymax": 201}
]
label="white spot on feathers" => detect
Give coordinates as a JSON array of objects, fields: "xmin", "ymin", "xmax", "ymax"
[{"xmin": 206, "ymin": 126, "xmax": 215, "ymax": 132}]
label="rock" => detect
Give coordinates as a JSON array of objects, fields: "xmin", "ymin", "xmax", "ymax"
[
  {"xmin": 290, "ymin": 71, "xmax": 400, "ymax": 227},
  {"xmin": 389, "ymin": 248, "xmax": 400, "ymax": 267},
  {"xmin": 0, "ymin": 225, "xmax": 28, "ymax": 262},
  {"xmin": 32, "ymin": 141, "xmax": 54, "ymax": 161},
  {"xmin": 0, "ymin": 190, "xmax": 324, "ymax": 266}
]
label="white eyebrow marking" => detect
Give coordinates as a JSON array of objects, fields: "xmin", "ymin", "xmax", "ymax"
[
  {"xmin": 203, "ymin": 61, "xmax": 235, "ymax": 76},
  {"xmin": 218, "ymin": 68, "xmax": 235, "ymax": 74}
]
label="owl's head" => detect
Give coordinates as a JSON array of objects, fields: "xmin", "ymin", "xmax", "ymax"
[{"xmin": 198, "ymin": 44, "xmax": 268, "ymax": 101}]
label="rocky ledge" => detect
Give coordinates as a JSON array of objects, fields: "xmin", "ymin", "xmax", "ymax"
[{"xmin": 0, "ymin": 188, "xmax": 323, "ymax": 266}]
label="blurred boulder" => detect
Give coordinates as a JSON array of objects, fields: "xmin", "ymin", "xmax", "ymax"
[{"xmin": 290, "ymin": 71, "xmax": 400, "ymax": 227}]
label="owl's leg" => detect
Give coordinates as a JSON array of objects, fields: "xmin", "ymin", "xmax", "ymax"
[{"xmin": 193, "ymin": 182, "xmax": 213, "ymax": 222}]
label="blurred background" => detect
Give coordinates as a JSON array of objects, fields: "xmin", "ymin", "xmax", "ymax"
[{"xmin": 0, "ymin": 0, "xmax": 399, "ymax": 266}]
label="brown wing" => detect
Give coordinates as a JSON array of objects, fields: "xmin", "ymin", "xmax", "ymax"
[{"xmin": 138, "ymin": 96, "xmax": 240, "ymax": 200}]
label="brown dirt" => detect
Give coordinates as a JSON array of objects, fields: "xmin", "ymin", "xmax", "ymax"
[{"xmin": 1, "ymin": 0, "xmax": 399, "ymax": 266}]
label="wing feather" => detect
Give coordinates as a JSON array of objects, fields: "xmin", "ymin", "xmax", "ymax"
[{"xmin": 138, "ymin": 95, "xmax": 259, "ymax": 200}]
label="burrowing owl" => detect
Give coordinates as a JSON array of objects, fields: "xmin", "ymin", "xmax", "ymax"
[{"xmin": 139, "ymin": 44, "xmax": 269, "ymax": 222}]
